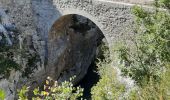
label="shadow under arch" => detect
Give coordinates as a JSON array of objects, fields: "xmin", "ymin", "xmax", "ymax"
[
  {"xmin": 49, "ymin": 8, "xmax": 111, "ymax": 45},
  {"xmin": 47, "ymin": 14, "xmax": 109, "ymax": 99}
]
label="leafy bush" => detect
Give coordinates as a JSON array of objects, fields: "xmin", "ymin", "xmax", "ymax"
[
  {"xmin": 116, "ymin": 1, "xmax": 170, "ymax": 86},
  {"xmin": 91, "ymin": 59, "xmax": 125, "ymax": 100},
  {"xmin": 0, "ymin": 89, "xmax": 5, "ymax": 100},
  {"xmin": 18, "ymin": 77, "xmax": 83, "ymax": 100},
  {"xmin": 91, "ymin": 43, "xmax": 125, "ymax": 100},
  {"xmin": 128, "ymin": 66, "xmax": 170, "ymax": 99}
]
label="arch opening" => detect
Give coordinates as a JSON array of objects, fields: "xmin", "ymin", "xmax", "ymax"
[{"xmin": 48, "ymin": 14, "xmax": 109, "ymax": 99}]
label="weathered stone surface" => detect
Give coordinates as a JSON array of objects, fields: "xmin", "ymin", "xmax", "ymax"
[
  {"xmin": 48, "ymin": 15, "xmax": 104, "ymax": 84},
  {"xmin": 0, "ymin": 1, "xmax": 42, "ymax": 99}
]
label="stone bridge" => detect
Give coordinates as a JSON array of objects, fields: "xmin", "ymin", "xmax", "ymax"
[
  {"xmin": 33, "ymin": 0, "xmax": 135, "ymax": 86},
  {"xmin": 0, "ymin": 0, "xmax": 152, "ymax": 99},
  {"xmin": 35, "ymin": 0, "xmax": 134, "ymax": 43}
]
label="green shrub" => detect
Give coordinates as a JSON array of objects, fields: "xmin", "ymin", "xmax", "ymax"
[
  {"xmin": 116, "ymin": 1, "xmax": 170, "ymax": 86},
  {"xmin": 91, "ymin": 44, "xmax": 125, "ymax": 100},
  {"xmin": 0, "ymin": 89, "xmax": 5, "ymax": 100},
  {"xmin": 91, "ymin": 61, "xmax": 125, "ymax": 100},
  {"xmin": 18, "ymin": 77, "xmax": 83, "ymax": 100},
  {"xmin": 128, "ymin": 66, "xmax": 170, "ymax": 100}
]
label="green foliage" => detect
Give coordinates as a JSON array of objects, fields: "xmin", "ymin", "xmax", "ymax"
[
  {"xmin": 0, "ymin": 56, "xmax": 19, "ymax": 77},
  {"xmin": 0, "ymin": 89, "xmax": 5, "ymax": 100},
  {"xmin": 116, "ymin": 1, "xmax": 170, "ymax": 86},
  {"xmin": 0, "ymin": 48, "xmax": 20, "ymax": 77},
  {"xmin": 18, "ymin": 86, "xmax": 29, "ymax": 100},
  {"xmin": 18, "ymin": 77, "xmax": 83, "ymax": 100},
  {"xmin": 91, "ymin": 60, "xmax": 125, "ymax": 100},
  {"xmin": 22, "ymin": 54, "xmax": 40, "ymax": 78},
  {"xmin": 158, "ymin": 0, "xmax": 170, "ymax": 9},
  {"xmin": 91, "ymin": 44, "xmax": 125, "ymax": 100},
  {"xmin": 128, "ymin": 66, "xmax": 170, "ymax": 100}
]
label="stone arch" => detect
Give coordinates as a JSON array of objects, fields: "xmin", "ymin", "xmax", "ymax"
[
  {"xmin": 51, "ymin": 0, "xmax": 134, "ymax": 46},
  {"xmin": 47, "ymin": 13, "xmax": 108, "ymax": 84},
  {"xmin": 48, "ymin": 10, "xmax": 111, "ymax": 47}
]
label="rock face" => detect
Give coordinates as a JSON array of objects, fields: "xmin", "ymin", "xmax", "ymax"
[
  {"xmin": 0, "ymin": 1, "xmax": 44, "ymax": 99},
  {"xmin": 48, "ymin": 15, "xmax": 104, "ymax": 84},
  {"xmin": 0, "ymin": 8, "xmax": 22, "ymax": 100}
]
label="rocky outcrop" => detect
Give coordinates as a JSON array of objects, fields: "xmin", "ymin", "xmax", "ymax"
[
  {"xmin": 0, "ymin": 1, "xmax": 43, "ymax": 99},
  {"xmin": 48, "ymin": 15, "xmax": 104, "ymax": 84},
  {"xmin": 0, "ymin": 8, "xmax": 21, "ymax": 100}
]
